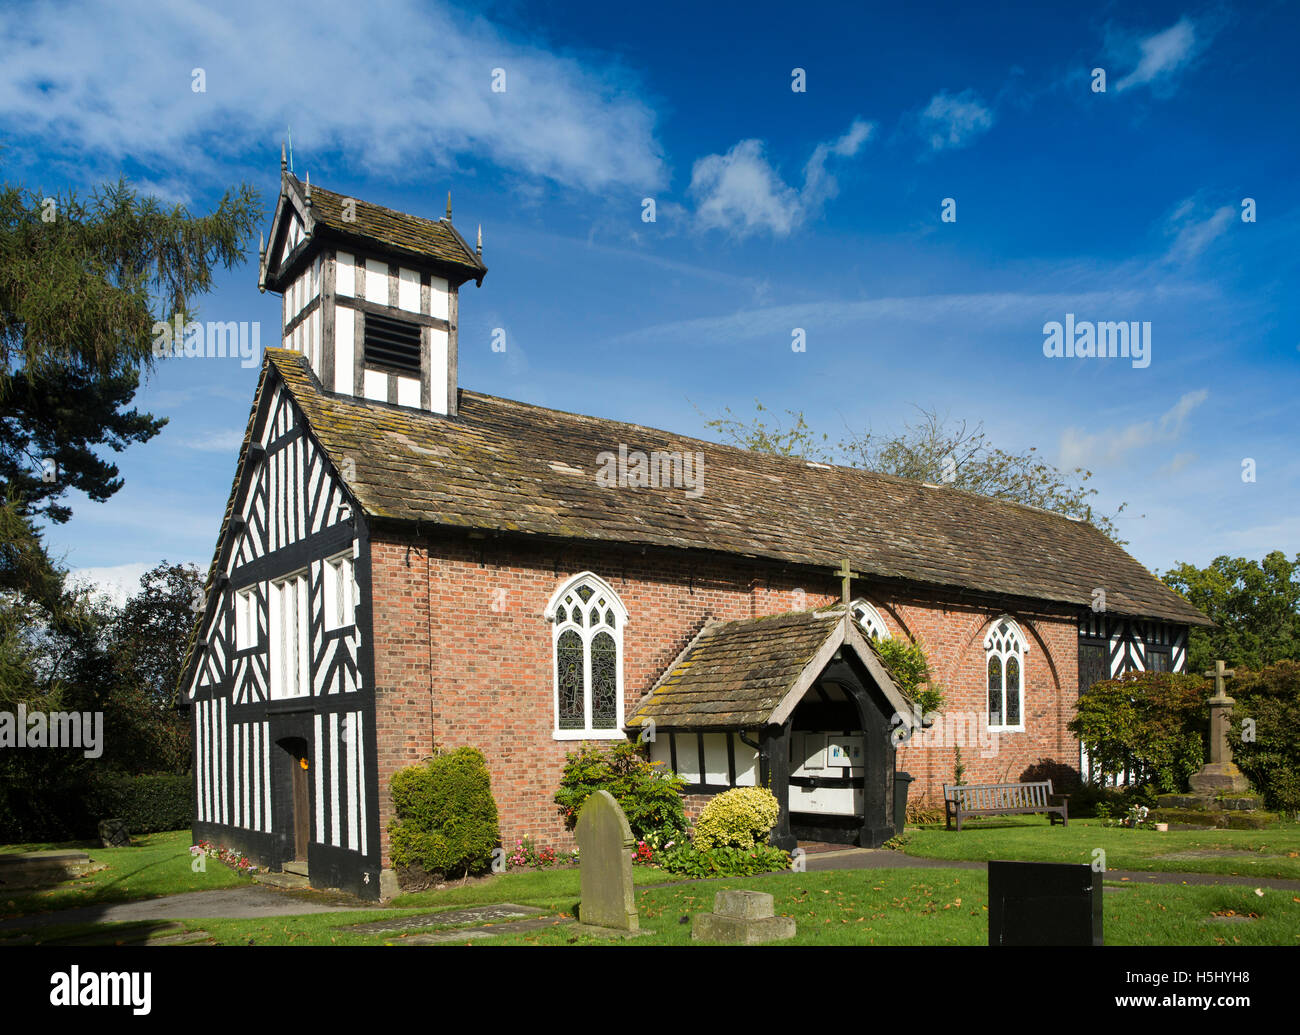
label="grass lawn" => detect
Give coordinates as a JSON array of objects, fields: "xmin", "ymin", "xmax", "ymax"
[
  {"xmin": 472, "ymin": 869, "xmax": 1300, "ymax": 947},
  {"xmin": 142, "ymin": 868, "xmax": 1300, "ymax": 947},
  {"xmin": 5, "ymin": 824, "xmax": 1300, "ymax": 946},
  {"xmin": 895, "ymin": 816, "xmax": 1300, "ymax": 879},
  {"xmin": 0, "ymin": 829, "xmax": 250, "ymax": 919}
]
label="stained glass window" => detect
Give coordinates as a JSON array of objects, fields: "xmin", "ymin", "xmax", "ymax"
[
  {"xmin": 548, "ymin": 573, "xmax": 627, "ymax": 735},
  {"xmin": 987, "ymin": 656, "xmax": 1002, "ymax": 727},
  {"xmin": 984, "ymin": 617, "xmax": 1027, "ymax": 731},
  {"xmin": 591, "ymin": 632, "xmax": 617, "ymax": 728},
  {"xmin": 557, "ymin": 630, "xmax": 584, "ymax": 730}
]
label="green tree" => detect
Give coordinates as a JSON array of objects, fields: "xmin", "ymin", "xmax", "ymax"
[
  {"xmin": 1232, "ymin": 662, "xmax": 1300, "ymax": 815},
  {"xmin": 703, "ymin": 401, "xmax": 1129, "ymax": 541},
  {"xmin": 0, "ymin": 173, "xmax": 260, "ymax": 603},
  {"xmin": 110, "ymin": 561, "xmax": 204, "ymax": 710},
  {"xmin": 1069, "ymin": 671, "xmax": 1208, "ymax": 792},
  {"xmin": 1162, "ymin": 552, "xmax": 1300, "ymax": 672}
]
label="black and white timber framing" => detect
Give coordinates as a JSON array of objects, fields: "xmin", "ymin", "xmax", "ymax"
[
  {"xmin": 1076, "ymin": 613, "xmax": 1190, "ymax": 784},
  {"xmin": 185, "ymin": 377, "xmax": 381, "ymax": 898}
]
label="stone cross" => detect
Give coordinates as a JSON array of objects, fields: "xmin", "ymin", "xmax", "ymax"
[
  {"xmin": 1203, "ymin": 659, "xmax": 1236, "ymax": 700},
  {"xmin": 835, "ymin": 558, "xmax": 859, "ymax": 608},
  {"xmin": 1202, "ymin": 660, "xmax": 1237, "ymax": 765},
  {"xmin": 574, "ymin": 790, "xmax": 638, "ymax": 933},
  {"xmin": 1189, "ymin": 659, "xmax": 1248, "ymax": 794}
]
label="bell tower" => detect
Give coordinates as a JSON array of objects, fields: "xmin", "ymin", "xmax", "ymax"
[{"xmin": 258, "ymin": 152, "xmax": 487, "ymax": 415}]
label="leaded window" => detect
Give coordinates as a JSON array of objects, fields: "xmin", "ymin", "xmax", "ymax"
[
  {"xmin": 985, "ymin": 617, "xmax": 1028, "ymax": 731},
  {"xmin": 546, "ymin": 573, "xmax": 628, "ymax": 738}
]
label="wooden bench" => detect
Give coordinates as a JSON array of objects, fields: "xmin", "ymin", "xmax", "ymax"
[{"xmin": 943, "ymin": 781, "xmax": 1069, "ymax": 831}]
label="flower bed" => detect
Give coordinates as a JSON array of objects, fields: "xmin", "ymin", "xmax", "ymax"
[{"xmin": 190, "ymin": 840, "xmax": 259, "ymax": 874}]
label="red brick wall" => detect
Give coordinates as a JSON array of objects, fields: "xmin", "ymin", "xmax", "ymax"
[
  {"xmin": 883, "ymin": 597, "xmax": 1079, "ymax": 805},
  {"xmin": 369, "ymin": 533, "xmax": 1081, "ymax": 866}
]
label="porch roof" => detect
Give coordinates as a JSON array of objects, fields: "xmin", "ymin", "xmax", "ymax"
[{"xmin": 626, "ymin": 608, "xmax": 918, "ymax": 732}]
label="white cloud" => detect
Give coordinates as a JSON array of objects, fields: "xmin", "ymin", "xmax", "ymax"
[
  {"xmin": 1058, "ymin": 389, "xmax": 1209, "ymax": 469},
  {"xmin": 607, "ymin": 285, "xmax": 1205, "ymax": 349},
  {"xmin": 178, "ymin": 428, "xmax": 246, "ymax": 452},
  {"xmin": 689, "ymin": 119, "xmax": 872, "ymax": 238},
  {"xmin": 0, "ymin": 0, "xmax": 665, "ymax": 194},
  {"xmin": 1161, "ymin": 451, "xmax": 1199, "ymax": 475},
  {"xmin": 1112, "ymin": 17, "xmax": 1202, "ymax": 94},
  {"xmin": 918, "ymin": 90, "xmax": 994, "ymax": 151},
  {"xmin": 1164, "ymin": 200, "xmax": 1235, "ymax": 262},
  {"xmin": 64, "ymin": 563, "xmax": 154, "ymax": 608}
]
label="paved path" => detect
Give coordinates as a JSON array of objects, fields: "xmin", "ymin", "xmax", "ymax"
[
  {"xmin": 0, "ymin": 886, "xmax": 387, "ymax": 931},
  {"xmin": 803, "ymin": 847, "xmax": 1300, "ymax": 890}
]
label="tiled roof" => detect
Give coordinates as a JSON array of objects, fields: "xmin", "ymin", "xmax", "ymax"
[
  {"xmin": 265, "ymin": 348, "xmax": 1211, "ymax": 626},
  {"xmin": 627, "ymin": 609, "xmax": 915, "ymax": 731},
  {"xmin": 287, "ymin": 174, "xmax": 486, "ymax": 281}
]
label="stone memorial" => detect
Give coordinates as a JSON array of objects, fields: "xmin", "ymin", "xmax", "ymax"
[
  {"xmin": 1189, "ymin": 660, "xmax": 1251, "ymax": 795},
  {"xmin": 574, "ymin": 790, "xmax": 640, "ymax": 935},
  {"xmin": 692, "ymin": 889, "xmax": 796, "ymax": 944},
  {"xmin": 97, "ymin": 818, "xmax": 131, "ymax": 848}
]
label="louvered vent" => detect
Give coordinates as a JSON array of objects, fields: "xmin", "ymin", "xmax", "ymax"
[{"xmin": 363, "ymin": 313, "xmax": 422, "ymax": 375}]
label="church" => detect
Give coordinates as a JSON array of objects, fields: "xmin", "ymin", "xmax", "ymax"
[{"xmin": 181, "ymin": 164, "xmax": 1212, "ymax": 898}]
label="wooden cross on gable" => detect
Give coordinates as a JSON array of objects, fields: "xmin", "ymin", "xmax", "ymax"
[
  {"xmin": 834, "ymin": 558, "xmax": 859, "ymax": 608},
  {"xmin": 1202, "ymin": 659, "xmax": 1236, "ymax": 701}
]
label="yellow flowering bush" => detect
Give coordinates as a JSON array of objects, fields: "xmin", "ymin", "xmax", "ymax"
[{"xmin": 693, "ymin": 787, "xmax": 781, "ymax": 851}]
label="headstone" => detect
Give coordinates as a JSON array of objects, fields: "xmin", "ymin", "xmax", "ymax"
[
  {"xmin": 1190, "ymin": 660, "xmax": 1251, "ymax": 794},
  {"xmin": 692, "ymin": 889, "xmax": 796, "ymax": 944},
  {"xmin": 988, "ymin": 860, "xmax": 1102, "ymax": 946},
  {"xmin": 97, "ymin": 818, "xmax": 131, "ymax": 848},
  {"xmin": 574, "ymin": 790, "xmax": 639, "ymax": 933}
]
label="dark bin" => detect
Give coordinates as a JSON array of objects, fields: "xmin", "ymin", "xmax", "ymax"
[{"xmin": 892, "ymin": 771, "xmax": 913, "ymax": 836}]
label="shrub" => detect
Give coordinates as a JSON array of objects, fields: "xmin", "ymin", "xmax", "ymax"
[
  {"xmin": 389, "ymin": 747, "xmax": 500, "ymax": 879},
  {"xmin": 90, "ymin": 772, "xmax": 193, "ymax": 834},
  {"xmin": 0, "ymin": 768, "xmax": 192, "ymax": 842},
  {"xmin": 693, "ymin": 787, "xmax": 781, "ymax": 851},
  {"xmin": 659, "ymin": 841, "xmax": 790, "ymax": 877},
  {"xmin": 1018, "ymin": 758, "xmax": 1083, "ymax": 795},
  {"xmin": 1232, "ymin": 661, "xmax": 1300, "ymax": 815},
  {"xmin": 1069, "ymin": 671, "xmax": 1208, "ymax": 792},
  {"xmin": 905, "ymin": 801, "xmax": 946, "ymax": 825},
  {"xmin": 555, "ymin": 741, "xmax": 687, "ymax": 841},
  {"xmin": 873, "ymin": 636, "xmax": 946, "ymax": 715}
]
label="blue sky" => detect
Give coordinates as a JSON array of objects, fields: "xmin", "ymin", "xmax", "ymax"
[{"xmin": 2, "ymin": 0, "xmax": 1296, "ymax": 599}]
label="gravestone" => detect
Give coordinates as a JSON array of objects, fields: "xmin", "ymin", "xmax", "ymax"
[
  {"xmin": 574, "ymin": 790, "xmax": 639, "ymax": 934},
  {"xmin": 97, "ymin": 818, "xmax": 131, "ymax": 848},
  {"xmin": 692, "ymin": 889, "xmax": 796, "ymax": 944},
  {"xmin": 988, "ymin": 860, "xmax": 1102, "ymax": 946}
]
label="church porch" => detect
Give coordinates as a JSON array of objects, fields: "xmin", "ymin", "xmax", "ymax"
[{"xmin": 630, "ymin": 607, "xmax": 919, "ymax": 850}]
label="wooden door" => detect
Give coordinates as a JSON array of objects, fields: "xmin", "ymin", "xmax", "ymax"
[{"xmin": 292, "ymin": 752, "xmax": 310, "ymax": 862}]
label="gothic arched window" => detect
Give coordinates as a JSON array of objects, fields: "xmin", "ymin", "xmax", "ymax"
[
  {"xmin": 545, "ymin": 573, "xmax": 628, "ymax": 739},
  {"xmin": 849, "ymin": 599, "xmax": 892, "ymax": 641},
  {"xmin": 985, "ymin": 617, "xmax": 1028, "ymax": 731}
]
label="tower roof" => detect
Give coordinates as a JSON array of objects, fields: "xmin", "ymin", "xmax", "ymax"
[{"xmin": 260, "ymin": 172, "xmax": 487, "ymax": 293}]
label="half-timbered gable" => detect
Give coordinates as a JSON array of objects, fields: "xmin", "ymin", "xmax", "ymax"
[{"xmin": 182, "ymin": 357, "xmax": 376, "ymax": 895}]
